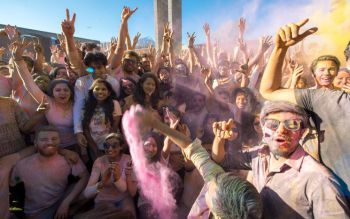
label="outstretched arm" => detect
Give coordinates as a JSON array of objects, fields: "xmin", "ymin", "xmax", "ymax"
[
  {"xmin": 11, "ymin": 38, "xmax": 46, "ymax": 104},
  {"xmin": 110, "ymin": 7, "xmax": 138, "ymax": 70},
  {"xmin": 33, "ymin": 38, "xmax": 45, "ymax": 73},
  {"xmin": 247, "ymin": 36, "xmax": 272, "ymax": 74},
  {"xmin": 203, "ymin": 23, "xmax": 214, "ymax": 66},
  {"xmin": 260, "ymin": 19, "xmax": 317, "ymax": 103},
  {"xmin": 211, "ymin": 119, "xmax": 234, "ymax": 163},
  {"xmin": 131, "ymin": 32, "xmax": 141, "ymax": 50},
  {"xmin": 61, "ymin": 9, "xmax": 84, "ymax": 76},
  {"xmin": 139, "ymin": 110, "xmax": 192, "ymax": 150}
]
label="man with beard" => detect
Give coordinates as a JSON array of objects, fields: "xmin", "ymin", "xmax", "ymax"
[
  {"xmin": 114, "ymin": 51, "xmax": 140, "ymax": 82},
  {"xmin": 157, "ymin": 66, "xmax": 173, "ymax": 97},
  {"xmin": 183, "ymin": 93, "xmax": 208, "ymax": 139},
  {"xmin": 212, "ymin": 60, "xmax": 238, "ymax": 92},
  {"xmin": 139, "ymin": 54, "xmax": 152, "ymax": 75},
  {"xmin": 10, "ymin": 125, "xmax": 89, "ymax": 219},
  {"xmin": 260, "ymin": 19, "xmax": 350, "ymax": 201},
  {"xmin": 212, "ymin": 101, "xmax": 350, "ymax": 218}
]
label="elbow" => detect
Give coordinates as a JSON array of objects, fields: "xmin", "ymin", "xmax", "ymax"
[
  {"xmin": 211, "ymin": 154, "xmax": 224, "ymax": 164},
  {"xmin": 259, "ymin": 86, "xmax": 273, "ymax": 100}
]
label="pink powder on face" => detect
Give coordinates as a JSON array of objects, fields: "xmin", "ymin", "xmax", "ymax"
[{"xmin": 122, "ymin": 105, "xmax": 177, "ymax": 218}]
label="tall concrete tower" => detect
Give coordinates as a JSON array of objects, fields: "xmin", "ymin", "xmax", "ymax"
[
  {"xmin": 168, "ymin": 0, "xmax": 182, "ymax": 54},
  {"xmin": 154, "ymin": 0, "xmax": 182, "ymax": 53}
]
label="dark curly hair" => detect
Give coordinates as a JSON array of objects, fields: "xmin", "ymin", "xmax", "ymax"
[
  {"xmin": 82, "ymin": 79, "xmax": 116, "ymax": 130},
  {"xmin": 83, "ymin": 52, "xmax": 108, "ymax": 67},
  {"xmin": 133, "ymin": 73, "xmax": 161, "ymax": 109}
]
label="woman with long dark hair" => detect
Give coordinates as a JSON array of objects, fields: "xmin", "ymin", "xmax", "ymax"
[
  {"xmin": 122, "ymin": 73, "xmax": 162, "ymax": 113},
  {"xmin": 118, "ymin": 77, "xmax": 137, "ymax": 108},
  {"xmin": 82, "ymin": 79, "xmax": 122, "ymax": 161}
]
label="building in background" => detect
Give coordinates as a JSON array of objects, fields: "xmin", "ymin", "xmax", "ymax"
[{"xmin": 0, "ymin": 24, "xmax": 99, "ymax": 62}]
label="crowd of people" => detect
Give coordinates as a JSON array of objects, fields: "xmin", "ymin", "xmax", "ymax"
[{"xmin": 0, "ymin": 5, "xmax": 350, "ymax": 219}]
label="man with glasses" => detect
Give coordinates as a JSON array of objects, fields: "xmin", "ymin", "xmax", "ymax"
[
  {"xmin": 260, "ymin": 19, "xmax": 350, "ymax": 202},
  {"xmin": 212, "ymin": 101, "xmax": 350, "ymax": 218},
  {"xmin": 114, "ymin": 51, "xmax": 140, "ymax": 82}
]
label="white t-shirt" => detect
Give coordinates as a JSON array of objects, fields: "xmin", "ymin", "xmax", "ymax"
[{"xmin": 89, "ymin": 100, "xmax": 122, "ymax": 150}]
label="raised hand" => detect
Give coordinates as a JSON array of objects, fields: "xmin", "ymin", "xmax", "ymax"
[
  {"xmin": 132, "ymin": 32, "xmax": 141, "ymax": 48},
  {"xmin": 203, "ymin": 23, "xmax": 210, "ymax": 36},
  {"xmin": 61, "ymin": 9, "xmax": 76, "ymax": 37},
  {"xmin": 166, "ymin": 108, "xmax": 179, "ymax": 129},
  {"xmin": 290, "ymin": 63, "xmax": 304, "ymax": 88},
  {"xmin": 121, "ymin": 6, "xmax": 138, "ymax": 21},
  {"xmin": 4, "ymin": 25, "xmax": 20, "ymax": 42},
  {"xmin": 187, "ymin": 32, "xmax": 196, "ymax": 48},
  {"xmin": 275, "ymin": 18, "xmax": 318, "ymax": 49},
  {"xmin": 36, "ymin": 96, "xmax": 50, "ymax": 113},
  {"xmin": 212, "ymin": 119, "xmax": 235, "ymax": 139},
  {"xmin": 110, "ymin": 37, "xmax": 117, "ymax": 52},
  {"xmin": 260, "ymin": 36, "xmax": 273, "ymax": 53},
  {"xmin": 57, "ymin": 33, "xmax": 66, "ymax": 48},
  {"xmin": 238, "ymin": 17, "xmax": 246, "ymax": 34},
  {"xmin": 33, "ymin": 38, "xmax": 44, "ymax": 54},
  {"xmin": 10, "ymin": 38, "xmax": 32, "ymax": 61},
  {"xmin": 288, "ymin": 58, "xmax": 296, "ymax": 71},
  {"xmin": 163, "ymin": 23, "xmax": 173, "ymax": 43},
  {"xmin": 148, "ymin": 44, "xmax": 156, "ymax": 59}
]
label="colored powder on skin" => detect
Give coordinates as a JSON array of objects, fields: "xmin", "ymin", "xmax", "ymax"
[
  {"xmin": 122, "ymin": 105, "xmax": 177, "ymax": 219},
  {"xmin": 308, "ymin": 0, "xmax": 350, "ymax": 65}
]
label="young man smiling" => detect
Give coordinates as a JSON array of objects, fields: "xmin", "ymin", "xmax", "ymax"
[
  {"xmin": 10, "ymin": 126, "xmax": 89, "ymax": 219},
  {"xmin": 260, "ymin": 18, "xmax": 350, "ymax": 201},
  {"xmin": 212, "ymin": 101, "xmax": 350, "ymax": 218}
]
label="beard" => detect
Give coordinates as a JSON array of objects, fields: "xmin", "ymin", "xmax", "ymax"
[
  {"xmin": 37, "ymin": 145, "xmax": 58, "ymax": 157},
  {"xmin": 123, "ymin": 64, "xmax": 136, "ymax": 74}
]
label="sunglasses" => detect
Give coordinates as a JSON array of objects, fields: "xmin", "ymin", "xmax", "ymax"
[
  {"xmin": 124, "ymin": 58, "xmax": 137, "ymax": 64},
  {"xmin": 263, "ymin": 118, "xmax": 303, "ymax": 131},
  {"xmin": 103, "ymin": 142, "xmax": 121, "ymax": 150}
]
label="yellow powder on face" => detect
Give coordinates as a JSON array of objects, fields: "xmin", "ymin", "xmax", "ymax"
[{"xmin": 305, "ymin": 0, "xmax": 350, "ymax": 65}]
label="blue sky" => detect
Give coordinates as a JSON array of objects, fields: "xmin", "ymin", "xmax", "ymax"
[{"xmin": 0, "ymin": 0, "xmax": 331, "ymax": 44}]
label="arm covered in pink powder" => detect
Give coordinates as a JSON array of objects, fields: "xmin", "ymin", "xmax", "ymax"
[{"xmin": 137, "ymin": 109, "xmax": 193, "ymax": 150}]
